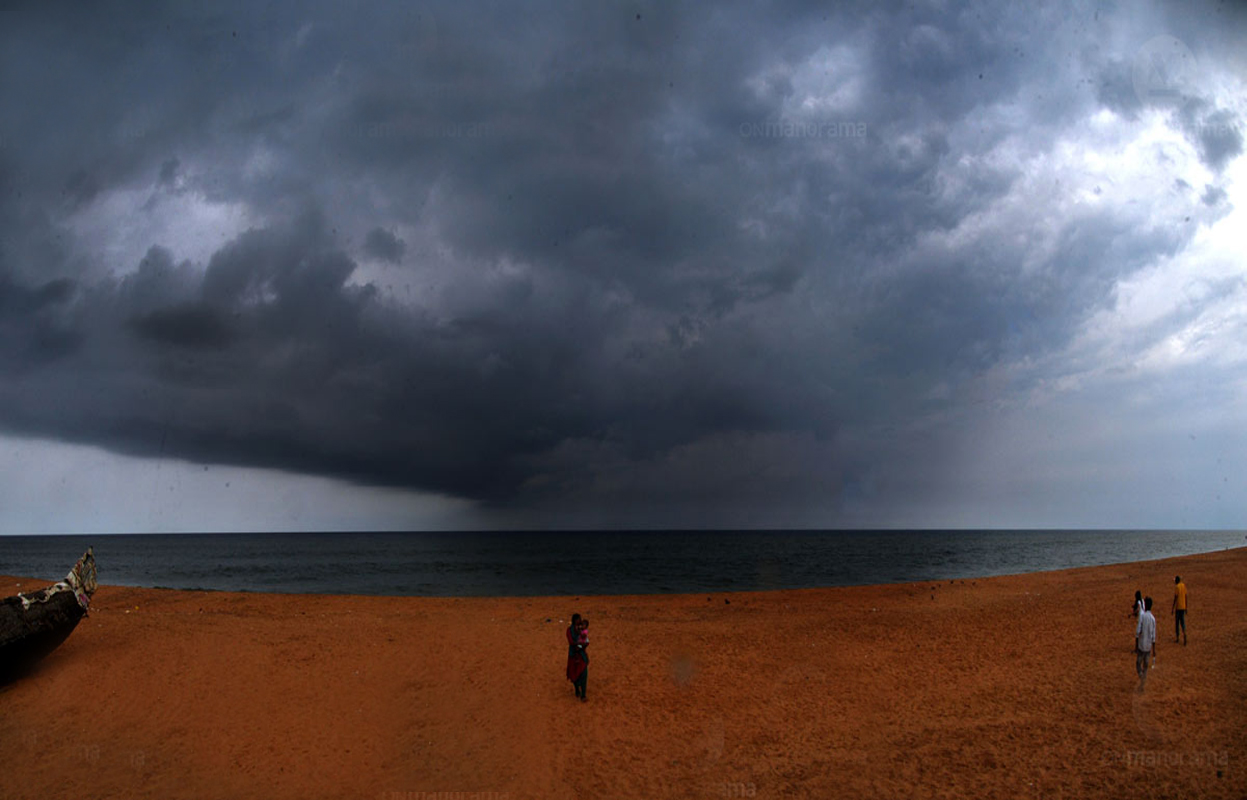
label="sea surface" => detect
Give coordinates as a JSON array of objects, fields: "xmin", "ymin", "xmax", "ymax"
[{"xmin": 0, "ymin": 530, "xmax": 1243, "ymax": 597}]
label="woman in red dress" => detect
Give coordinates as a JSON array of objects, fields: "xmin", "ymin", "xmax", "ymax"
[{"xmin": 566, "ymin": 613, "xmax": 588, "ymax": 701}]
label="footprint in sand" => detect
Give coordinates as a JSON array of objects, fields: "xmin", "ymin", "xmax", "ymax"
[
  {"xmin": 696, "ymin": 716, "xmax": 725, "ymax": 763},
  {"xmin": 1131, "ymin": 683, "xmax": 1164, "ymax": 742},
  {"xmin": 669, "ymin": 650, "xmax": 697, "ymax": 686}
]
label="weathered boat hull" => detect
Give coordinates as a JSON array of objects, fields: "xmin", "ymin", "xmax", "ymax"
[
  {"xmin": 0, "ymin": 591, "xmax": 88, "ymax": 679},
  {"xmin": 0, "ymin": 548, "xmax": 96, "ymax": 682}
]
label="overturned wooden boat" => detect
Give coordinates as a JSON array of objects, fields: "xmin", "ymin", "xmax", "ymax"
[{"xmin": 0, "ymin": 547, "xmax": 97, "ymax": 681}]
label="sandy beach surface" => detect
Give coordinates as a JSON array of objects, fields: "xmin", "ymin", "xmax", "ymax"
[{"xmin": 2, "ymin": 546, "xmax": 1244, "ymax": 800}]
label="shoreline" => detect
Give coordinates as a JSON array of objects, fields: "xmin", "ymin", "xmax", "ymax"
[
  {"xmin": 2, "ymin": 547, "xmax": 1245, "ymax": 798},
  {"xmin": 4, "ymin": 539, "xmax": 1245, "ymax": 600}
]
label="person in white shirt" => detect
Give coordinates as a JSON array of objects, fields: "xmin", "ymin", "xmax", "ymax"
[{"xmin": 1135, "ymin": 596, "xmax": 1157, "ymax": 691}]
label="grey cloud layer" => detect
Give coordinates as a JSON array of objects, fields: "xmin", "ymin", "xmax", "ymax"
[{"xmin": 0, "ymin": 1, "xmax": 1241, "ymax": 523}]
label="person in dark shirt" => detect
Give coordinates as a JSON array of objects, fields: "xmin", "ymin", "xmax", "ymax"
[{"xmin": 566, "ymin": 613, "xmax": 589, "ymax": 701}]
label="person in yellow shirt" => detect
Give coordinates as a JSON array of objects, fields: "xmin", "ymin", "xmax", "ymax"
[{"xmin": 1172, "ymin": 575, "xmax": 1188, "ymax": 646}]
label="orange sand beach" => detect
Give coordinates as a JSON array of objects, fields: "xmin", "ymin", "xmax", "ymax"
[{"xmin": 2, "ymin": 546, "xmax": 1245, "ymax": 800}]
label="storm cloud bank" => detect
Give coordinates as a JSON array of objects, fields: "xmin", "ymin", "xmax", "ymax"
[{"xmin": 0, "ymin": 1, "xmax": 1244, "ymax": 527}]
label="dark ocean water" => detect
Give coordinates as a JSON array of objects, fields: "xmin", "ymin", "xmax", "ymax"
[{"xmin": 0, "ymin": 530, "xmax": 1243, "ymax": 597}]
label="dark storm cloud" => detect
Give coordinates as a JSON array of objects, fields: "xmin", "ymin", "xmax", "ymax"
[
  {"xmin": 1187, "ymin": 107, "xmax": 1244, "ymax": 171},
  {"xmin": 0, "ymin": 271, "xmax": 81, "ymax": 373},
  {"xmin": 363, "ymin": 228, "xmax": 406, "ymax": 263},
  {"xmin": 127, "ymin": 303, "xmax": 234, "ymax": 350},
  {"xmin": 1202, "ymin": 184, "xmax": 1227, "ymax": 206},
  {"xmin": 0, "ymin": 0, "xmax": 1241, "ymax": 522},
  {"xmin": 158, "ymin": 159, "xmax": 181, "ymax": 186}
]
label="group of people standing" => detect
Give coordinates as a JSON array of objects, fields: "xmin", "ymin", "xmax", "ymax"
[
  {"xmin": 562, "ymin": 577, "xmax": 1193, "ymax": 700},
  {"xmin": 1131, "ymin": 575, "xmax": 1189, "ymax": 691}
]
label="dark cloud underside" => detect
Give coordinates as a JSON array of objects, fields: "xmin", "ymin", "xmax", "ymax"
[{"xmin": 0, "ymin": 0, "xmax": 1242, "ymax": 525}]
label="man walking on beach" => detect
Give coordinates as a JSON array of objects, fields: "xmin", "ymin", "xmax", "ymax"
[
  {"xmin": 1135, "ymin": 596, "xmax": 1157, "ymax": 691},
  {"xmin": 1172, "ymin": 576, "xmax": 1188, "ymax": 645}
]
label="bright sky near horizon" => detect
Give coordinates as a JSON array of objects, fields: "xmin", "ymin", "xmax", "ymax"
[{"xmin": 1, "ymin": 1, "xmax": 1245, "ymax": 533}]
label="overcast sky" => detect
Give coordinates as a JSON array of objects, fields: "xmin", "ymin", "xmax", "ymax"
[{"xmin": 0, "ymin": 1, "xmax": 1244, "ymax": 533}]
